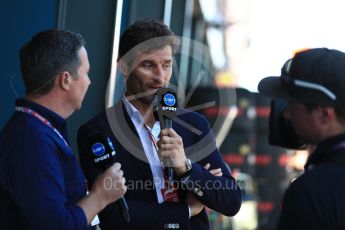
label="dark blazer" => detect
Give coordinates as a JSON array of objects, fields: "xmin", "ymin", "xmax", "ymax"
[{"xmin": 77, "ymin": 102, "xmax": 242, "ymax": 230}]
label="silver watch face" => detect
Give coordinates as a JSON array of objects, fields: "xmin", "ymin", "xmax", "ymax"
[{"xmin": 186, "ymin": 158, "xmax": 192, "ymax": 171}]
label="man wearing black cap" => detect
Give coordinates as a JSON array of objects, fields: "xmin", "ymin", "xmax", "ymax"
[{"xmin": 258, "ymin": 48, "xmax": 345, "ymax": 229}]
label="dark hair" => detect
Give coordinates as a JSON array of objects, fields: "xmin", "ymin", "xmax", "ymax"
[
  {"xmin": 118, "ymin": 18, "xmax": 179, "ymax": 60},
  {"xmin": 20, "ymin": 29, "xmax": 85, "ymax": 95}
]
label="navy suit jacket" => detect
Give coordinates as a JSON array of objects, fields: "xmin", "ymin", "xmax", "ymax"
[{"xmin": 77, "ymin": 102, "xmax": 242, "ymax": 229}]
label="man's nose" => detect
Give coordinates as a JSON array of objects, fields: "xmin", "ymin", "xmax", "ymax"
[{"xmin": 153, "ymin": 65, "xmax": 165, "ymax": 82}]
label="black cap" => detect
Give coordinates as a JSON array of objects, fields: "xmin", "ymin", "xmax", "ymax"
[{"xmin": 258, "ymin": 48, "xmax": 345, "ymax": 106}]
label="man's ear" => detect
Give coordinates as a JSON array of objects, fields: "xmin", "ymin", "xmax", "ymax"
[
  {"xmin": 58, "ymin": 71, "xmax": 71, "ymax": 91},
  {"xmin": 319, "ymin": 107, "xmax": 335, "ymax": 123},
  {"xmin": 118, "ymin": 60, "xmax": 129, "ymax": 77}
]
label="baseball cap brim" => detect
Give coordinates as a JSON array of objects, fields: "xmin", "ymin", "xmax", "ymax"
[{"xmin": 258, "ymin": 76, "xmax": 289, "ymax": 99}]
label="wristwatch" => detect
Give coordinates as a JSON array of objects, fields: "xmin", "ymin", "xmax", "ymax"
[
  {"xmin": 185, "ymin": 158, "xmax": 192, "ymax": 172},
  {"xmin": 178, "ymin": 158, "xmax": 192, "ymax": 180}
]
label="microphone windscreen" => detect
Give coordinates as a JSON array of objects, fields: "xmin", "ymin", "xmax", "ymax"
[
  {"xmin": 153, "ymin": 88, "xmax": 177, "ymax": 128},
  {"xmin": 86, "ymin": 132, "xmax": 115, "ymax": 170}
]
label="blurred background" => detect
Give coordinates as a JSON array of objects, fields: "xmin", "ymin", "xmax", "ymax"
[{"xmin": 2, "ymin": 0, "xmax": 345, "ymax": 229}]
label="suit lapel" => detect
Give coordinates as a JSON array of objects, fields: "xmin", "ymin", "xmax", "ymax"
[{"xmin": 106, "ymin": 102, "xmax": 153, "ymax": 181}]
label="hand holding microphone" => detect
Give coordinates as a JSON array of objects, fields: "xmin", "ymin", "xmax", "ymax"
[
  {"xmin": 86, "ymin": 132, "xmax": 130, "ymax": 223},
  {"xmin": 91, "ymin": 162, "xmax": 127, "ymax": 208},
  {"xmin": 154, "ymin": 88, "xmax": 188, "ymax": 178},
  {"xmin": 157, "ymin": 128, "xmax": 188, "ymax": 176}
]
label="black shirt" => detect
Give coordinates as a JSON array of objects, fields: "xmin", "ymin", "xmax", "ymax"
[{"xmin": 277, "ymin": 133, "xmax": 345, "ymax": 230}]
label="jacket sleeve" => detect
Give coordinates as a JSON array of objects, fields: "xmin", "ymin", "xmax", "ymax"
[
  {"xmin": 6, "ymin": 129, "xmax": 88, "ymax": 230},
  {"xmin": 179, "ymin": 113, "xmax": 242, "ymax": 216}
]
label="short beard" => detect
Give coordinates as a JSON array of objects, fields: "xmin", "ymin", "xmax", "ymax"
[
  {"xmin": 139, "ymin": 93, "xmax": 155, "ymax": 105},
  {"xmin": 126, "ymin": 89, "xmax": 156, "ymax": 106}
]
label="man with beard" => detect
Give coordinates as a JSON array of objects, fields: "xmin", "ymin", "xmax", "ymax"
[{"xmin": 77, "ymin": 19, "xmax": 242, "ymax": 230}]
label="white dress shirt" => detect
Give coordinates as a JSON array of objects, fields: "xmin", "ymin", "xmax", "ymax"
[{"xmin": 123, "ymin": 97, "xmax": 165, "ymax": 203}]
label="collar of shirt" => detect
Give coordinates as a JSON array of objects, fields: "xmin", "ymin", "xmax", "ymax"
[
  {"xmin": 304, "ymin": 132, "xmax": 345, "ymax": 170},
  {"xmin": 122, "ymin": 97, "xmax": 160, "ymax": 136},
  {"xmin": 15, "ymin": 98, "xmax": 68, "ymax": 138},
  {"xmin": 122, "ymin": 97, "xmax": 143, "ymax": 125}
]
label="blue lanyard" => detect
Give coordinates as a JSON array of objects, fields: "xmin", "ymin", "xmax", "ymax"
[{"xmin": 15, "ymin": 106, "xmax": 70, "ymax": 148}]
